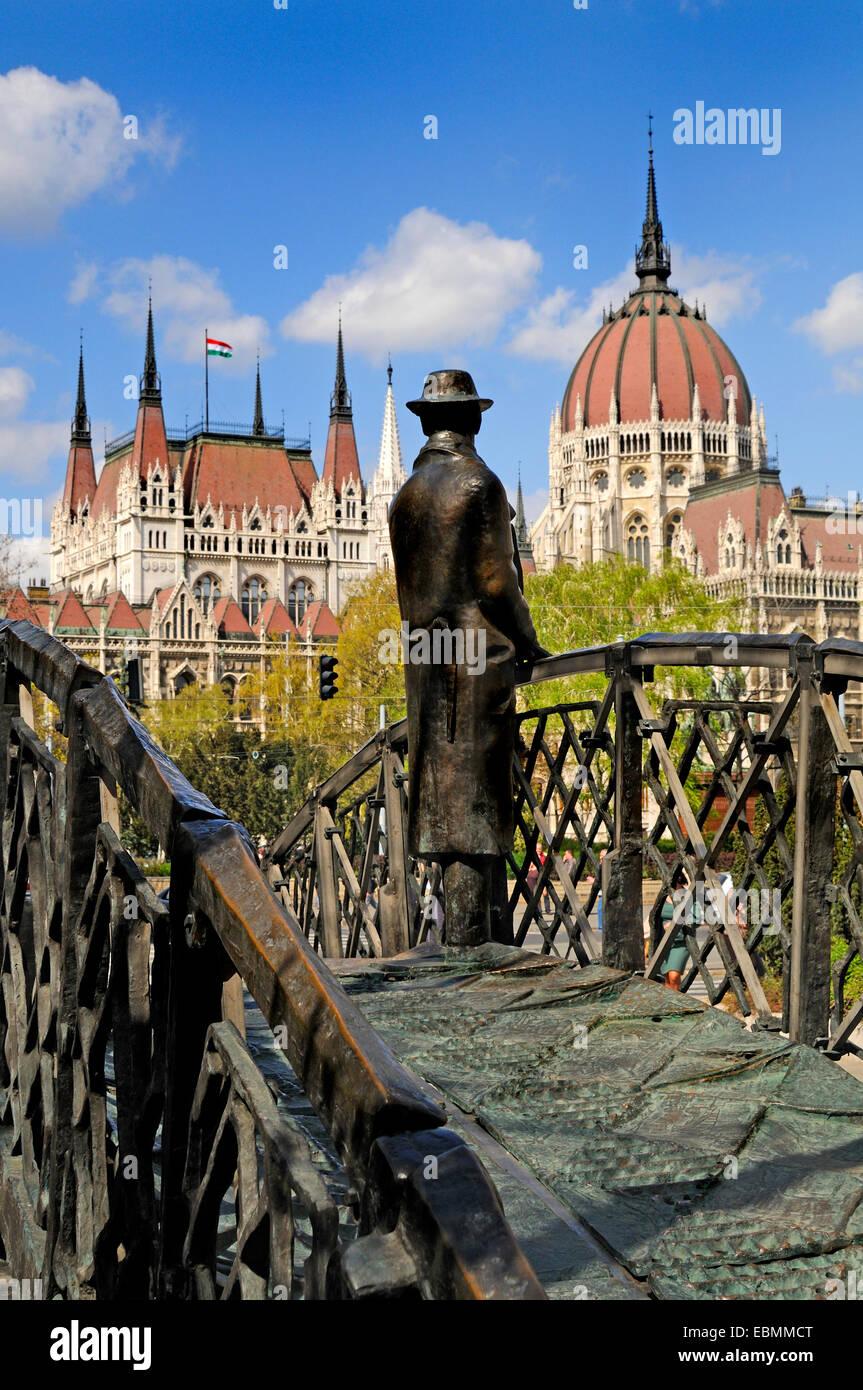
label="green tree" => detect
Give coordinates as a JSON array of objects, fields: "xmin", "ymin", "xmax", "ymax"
[{"xmin": 521, "ymin": 555, "xmax": 745, "ymax": 708}]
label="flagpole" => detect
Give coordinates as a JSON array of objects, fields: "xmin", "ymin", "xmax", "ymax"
[{"xmin": 204, "ymin": 327, "xmax": 209, "ymax": 432}]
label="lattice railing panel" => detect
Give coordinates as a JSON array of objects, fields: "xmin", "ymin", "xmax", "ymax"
[{"xmin": 510, "ymin": 700, "xmax": 613, "ymax": 960}]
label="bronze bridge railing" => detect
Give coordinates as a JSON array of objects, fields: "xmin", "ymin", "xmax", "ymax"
[
  {"xmin": 0, "ymin": 618, "xmax": 544, "ymax": 1300},
  {"xmin": 267, "ymin": 631, "xmax": 863, "ymax": 1060}
]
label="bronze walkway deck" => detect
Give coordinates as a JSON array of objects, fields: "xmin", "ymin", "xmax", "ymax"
[{"xmin": 331, "ymin": 945, "xmax": 863, "ymax": 1300}]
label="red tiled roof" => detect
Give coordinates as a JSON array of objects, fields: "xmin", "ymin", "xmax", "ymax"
[
  {"xmin": 255, "ymin": 597, "xmax": 299, "ymax": 639},
  {"xmin": 562, "ymin": 290, "xmax": 752, "ymax": 431},
  {"xmin": 182, "ymin": 439, "xmax": 310, "ymax": 525},
  {"xmin": 131, "ymin": 399, "xmax": 169, "ymax": 483},
  {"xmin": 90, "ymin": 451, "xmax": 128, "ymax": 517},
  {"xmin": 62, "ymin": 439, "xmax": 97, "ymax": 516},
  {"xmin": 301, "ymin": 598, "xmax": 340, "ymax": 639},
  {"xmin": 682, "ymin": 473, "xmax": 787, "ymax": 575},
  {"xmin": 288, "ymin": 453, "xmax": 318, "ymax": 505},
  {"xmin": 322, "ymin": 418, "xmax": 362, "ymax": 498},
  {"xmin": 53, "ymin": 589, "xmax": 95, "ymax": 632},
  {"xmin": 2, "ymin": 588, "xmax": 40, "ymax": 624},
  {"xmin": 796, "ymin": 512, "xmax": 863, "ymax": 571},
  {"xmin": 153, "ymin": 586, "xmax": 175, "ymax": 613},
  {"xmin": 212, "ymin": 595, "xmax": 255, "ymax": 638},
  {"xmin": 33, "ymin": 604, "xmax": 51, "ymax": 627},
  {"xmin": 104, "ymin": 591, "xmax": 146, "ymax": 632}
]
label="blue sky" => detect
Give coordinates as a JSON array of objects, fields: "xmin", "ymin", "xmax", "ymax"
[{"xmin": 2, "ymin": 0, "xmax": 862, "ymax": 579}]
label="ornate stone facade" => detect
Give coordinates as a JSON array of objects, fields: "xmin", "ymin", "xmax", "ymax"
[{"xmin": 38, "ymin": 309, "xmax": 405, "ymax": 705}]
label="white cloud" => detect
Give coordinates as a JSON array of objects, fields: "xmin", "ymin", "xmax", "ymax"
[
  {"xmin": 67, "ymin": 261, "xmax": 100, "ymax": 305},
  {"xmin": 671, "ymin": 246, "xmax": 762, "ymax": 325},
  {"xmin": 75, "ymin": 255, "xmax": 269, "ymax": 369},
  {"xmin": 794, "ymin": 273, "xmax": 863, "ymax": 355},
  {"xmin": 0, "ymin": 66, "xmax": 180, "ymax": 233},
  {"xmin": 0, "ymin": 419, "xmax": 69, "ymax": 485},
  {"xmin": 833, "ymin": 358, "xmax": 863, "ymax": 394},
  {"xmin": 506, "ymin": 271, "xmax": 633, "ymax": 365},
  {"xmin": 0, "ymin": 365, "xmax": 85, "ymax": 488},
  {"xmin": 280, "ymin": 207, "xmax": 542, "ymax": 358},
  {"xmin": 0, "ymin": 367, "xmax": 35, "ymax": 419},
  {"xmin": 0, "ymin": 329, "xmax": 56, "ymax": 362}
]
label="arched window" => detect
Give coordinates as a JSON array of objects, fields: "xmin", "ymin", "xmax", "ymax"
[
  {"xmin": 665, "ymin": 512, "xmax": 683, "ymax": 555},
  {"xmin": 193, "ymin": 575, "xmax": 221, "ymax": 616},
  {"xmin": 777, "ymin": 530, "xmax": 788, "ymax": 565},
  {"xmin": 241, "ymin": 577, "xmax": 268, "ymax": 623},
  {"xmin": 666, "ymin": 467, "xmax": 686, "ymax": 488},
  {"xmin": 593, "ymin": 471, "xmax": 609, "ymax": 492},
  {"xmin": 288, "ymin": 580, "xmax": 314, "ymax": 626},
  {"xmin": 627, "ymin": 468, "xmax": 647, "ymax": 489},
  {"xmin": 627, "ymin": 514, "xmax": 650, "ymax": 568}
]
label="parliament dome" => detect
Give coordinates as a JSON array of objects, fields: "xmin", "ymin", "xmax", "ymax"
[{"xmin": 560, "ymin": 140, "xmax": 752, "ymax": 432}]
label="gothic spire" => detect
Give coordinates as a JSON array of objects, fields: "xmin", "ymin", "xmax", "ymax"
[
  {"xmin": 635, "ymin": 114, "xmax": 671, "ymax": 288},
  {"xmin": 373, "ymin": 358, "xmax": 404, "ymax": 496},
  {"xmin": 330, "ymin": 314, "xmax": 352, "ymax": 418},
  {"xmin": 140, "ymin": 294, "xmax": 161, "ymax": 400},
  {"xmin": 515, "ymin": 468, "xmax": 528, "ymax": 546},
  {"xmin": 71, "ymin": 337, "xmax": 90, "ymax": 442},
  {"xmin": 63, "ymin": 338, "xmax": 97, "ymax": 516},
  {"xmin": 253, "ymin": 356, "xmax": 265, "ymax": 435}
]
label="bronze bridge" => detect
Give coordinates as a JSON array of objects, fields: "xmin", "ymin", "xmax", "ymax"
[{"xmin": 1, "ymin": 619, "xmax": 862, "ymax": 1299}]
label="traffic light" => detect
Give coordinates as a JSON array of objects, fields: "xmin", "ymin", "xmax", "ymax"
[
  {"xmin": 126, "ymin": 656, "xmax": 142, "ymax": 705},
  {"xmin": 318, "ymin": 653, "xmax": 339, "ymax": 701}
]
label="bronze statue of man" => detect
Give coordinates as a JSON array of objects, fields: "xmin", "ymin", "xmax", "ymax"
[{"xmin": 389, "ymin": 370, "xmax": 548, "ymax": 948}]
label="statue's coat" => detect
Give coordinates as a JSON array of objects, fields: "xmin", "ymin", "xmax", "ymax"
[{"xmin": 389, "ymin": 429, "xmax": 541, "ymax": 857}]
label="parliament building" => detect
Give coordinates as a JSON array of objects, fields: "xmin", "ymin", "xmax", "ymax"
[
  {"xmin": 531, "ymin": 140, "xmax": 863, "ymax": 723},
  {"xmin": 5, "ymin": 310, "xmax": 406, "ymax": 707}
]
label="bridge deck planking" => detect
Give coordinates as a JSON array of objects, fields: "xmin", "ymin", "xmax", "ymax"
[{"xmin": 330, "ymin": 946, "xmax": 863, "ymax": 1300}]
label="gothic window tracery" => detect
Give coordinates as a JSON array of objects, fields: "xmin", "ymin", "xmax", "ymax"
[
  {"xmin": 666, "ymin": 467, "xmax": 685, "ymax": 487},
  {"xmin": 193, "ymin": 574, "xmax": 220, "ymax": 616},
  {"xmin": 665, "ymin": 512, "xmax": 683, "ymax": 555},
  {"xmin": 288, "ymin": 579, "xmax": 314, "ymax": 626},
  {"xmin": 627, "ymin": 468, "xmax": 647, "ymax": 489},
  {"xmin": 241, "ymin": 577, "xmax": 268, "ymax": 623},
  {"xmin": 627, "ymin": 514, "xmax": 650, "ymax": 567},
  {"xmin": 593, "ymin": 471, "xmax": 609, "ymax": 492}
]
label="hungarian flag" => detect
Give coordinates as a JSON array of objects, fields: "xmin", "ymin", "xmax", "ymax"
[{"xmin": 206, "ymin": 337, "xmax": 233, "ymax": 358}]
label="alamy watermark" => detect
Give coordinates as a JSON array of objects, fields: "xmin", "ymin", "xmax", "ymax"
[
  {"xmin": 378, "ymin": 623, "xmax": 487, "ymax": 676},
  {"xmin": 671, "ymin": 882, "xmax": 783, "ymax": 934},
  {"xmin": 0, "ymin": 497, "xmax": 42, "ymax": 538},
  {"xmin": 825, "ymin": 491, "xmax": 863, "ymax": 535},
  {"xmin": 673, "ymin": 103, "xmax": 781, "ymax": 156}
]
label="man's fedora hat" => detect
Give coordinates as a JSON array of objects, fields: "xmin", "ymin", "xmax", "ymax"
[{"xmin": 406, "ymin": 369, "xmax": 493, "ymax": 415}]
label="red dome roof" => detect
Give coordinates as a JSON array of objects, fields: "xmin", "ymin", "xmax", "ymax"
[{"xmin": 561, "ymin": 289, "xmax": 752, "ymax": 432}]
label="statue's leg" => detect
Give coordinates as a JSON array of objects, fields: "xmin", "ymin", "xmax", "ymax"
[
  {"xmin": 489, "ymin": 855, "xmax": 514, "ymax": 945},
  {"xmin": 442, "ymin": 856, "xmax": 492, "ymax": 948}
]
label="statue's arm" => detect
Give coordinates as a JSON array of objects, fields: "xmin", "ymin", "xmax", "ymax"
[{"xmin": 473, "ymin": 481, "xmax": 549, "ymax": 660}]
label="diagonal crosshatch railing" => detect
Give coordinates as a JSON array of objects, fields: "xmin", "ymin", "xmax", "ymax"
[
  {"xmin": 0, "ymin": 618, "xmax": 543, "ymax": 1301},
  {"xmin": 268, "ymin": 631, "xmax": 863, "ymax": 1061}
]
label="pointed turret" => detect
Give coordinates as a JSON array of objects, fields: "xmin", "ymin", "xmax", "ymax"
[
  {"xmin": 140, "ymin": 296, "xmax": 161, "ymax": 400},
  {"xmin": 322, "ymin": 318, "xmax": 361, "ymax": 498},
  {"xmin": 62, "ymin": 341, "xmax": 97, "ymax": 517},
  {"xmin": 253, "ymin": 357, "xmax": 265, "ymax": 436},
  {"xmin": 635, "ymin": 115, "xmax": 672, "ymax": 288},
  {"xmin": 330, "ymin": 318, "xmax": 351, "ymax": 418},
  {"xmin": 130, "ymin": 298, "xmax": 169, "ymax": 483},
  {"xmin": 514, "ymin": 468, "xmax": 536, "ymax": 576},
  {"xmin": 372, "ymin": 356, "xmax": 405, "ymax": 499}
]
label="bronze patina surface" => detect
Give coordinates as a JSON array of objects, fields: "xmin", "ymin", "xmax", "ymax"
[{"xmin": 335, "ymin": 944, "xmax": 863, "ymax": 1300}]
